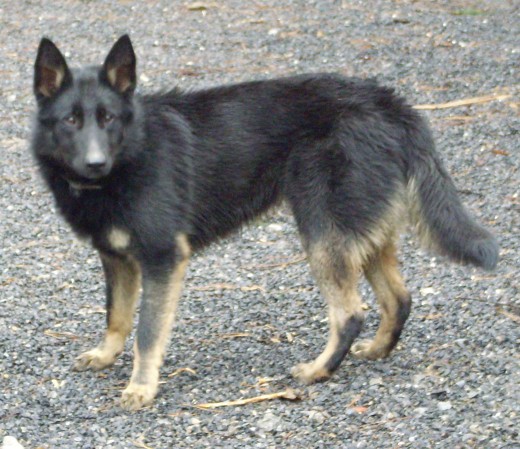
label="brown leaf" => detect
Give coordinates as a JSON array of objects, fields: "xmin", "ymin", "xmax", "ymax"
[
  {"xmin": 186, "ymin": 2, "xmax": 218, "ymax": 11},
  {"xmin": 167, "ymin": 367, "xmax": 197, "ymax": 378},
  {"xmin": 43, "ymin": 330, "xmax": 79, "ymax": 340}
]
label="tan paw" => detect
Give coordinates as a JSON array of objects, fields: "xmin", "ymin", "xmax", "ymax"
[
  {"xmin": 73, "ymin": 348, "xmax": 117, "ymax": 371},
  {"xmin": 121, "ymin": 382, "xmax": 157, "ymax": 411},
  {"xmin": 350, "ymin": 339, "xmax": 389, "ymax": 360},
  {"xmin": 291, "ymin": 362, "xmax": 331, "ymax": 384}
]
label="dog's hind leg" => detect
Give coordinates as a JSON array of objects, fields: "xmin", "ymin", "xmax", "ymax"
[
  {"xmin": 74, "ymin": 253, "xmax": 141, "ymax": 371},
  {"xmin": 351, "ymin": 241, "xmax": 411, "ymax": 360},
  {"xmin": 291, "ymin": 237, "xmax": 365, "ymax": 384}
]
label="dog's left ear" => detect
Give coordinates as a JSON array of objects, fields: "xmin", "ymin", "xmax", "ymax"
[{"xmin": 101, "ymin": 34, "xmax": 136, "ymax": 95}]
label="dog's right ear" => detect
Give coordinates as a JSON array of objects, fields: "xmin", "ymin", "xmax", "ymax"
[{"xmin": 34, "ymin": 38, "xmax": 72, "ymax": 100}]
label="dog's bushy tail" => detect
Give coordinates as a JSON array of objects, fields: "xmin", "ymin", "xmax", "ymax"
[{"xmin": 404, "ymin": 116, "xmax": 499, "ymax": 270}]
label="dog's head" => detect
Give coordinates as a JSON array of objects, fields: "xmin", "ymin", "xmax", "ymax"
[{"xmin": 33, "ymin": 35, "xmax": 137, "ymax": 183}]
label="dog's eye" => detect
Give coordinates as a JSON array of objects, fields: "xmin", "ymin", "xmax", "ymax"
[
  {"xmin": 103, "ymin": 112, "xmax": 115, "ymax": 124},
  {"xmin": 64, "ymin": 115, "xmax": 77, "ymax": 125}
]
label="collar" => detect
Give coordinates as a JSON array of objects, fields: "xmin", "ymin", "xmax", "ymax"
[{"xmin": 66, "ymin": 178, "xmax": 104, "ymax": 195}]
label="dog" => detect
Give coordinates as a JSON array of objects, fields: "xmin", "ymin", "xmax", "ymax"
[{"xmin": 31, "ymin": 35, "xmax": 498, "ymax": 410}]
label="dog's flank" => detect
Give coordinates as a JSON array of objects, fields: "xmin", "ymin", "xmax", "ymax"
[{"xmin": 31, "ymin": 35, "xmax": 498, "ymax": 410}]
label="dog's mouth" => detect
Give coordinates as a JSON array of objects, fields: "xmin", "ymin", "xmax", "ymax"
[
  {"xmin": 62, "ymin": 169, "xmax": 108, "ymax": 191},
  {"xmin": 61, "ymin": 160, "xmax": 113, "ymax": 191}
]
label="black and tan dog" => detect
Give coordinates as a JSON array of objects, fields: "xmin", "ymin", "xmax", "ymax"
[{"xmin": 31, "ymin": 35, "xmax": 498, "ymax": 410}]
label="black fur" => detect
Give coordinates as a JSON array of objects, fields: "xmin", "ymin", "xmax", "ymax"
[
  {"xmin": 324, "ymin": 314, "xmax": 365, "ymax": 374},
  {"xmin": 31, "ymin": 36, "xmax": 498, "ymax": 408}
]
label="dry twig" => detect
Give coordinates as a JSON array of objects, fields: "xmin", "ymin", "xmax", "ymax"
[
  {"xmin": 497, "ymin": 308, "xmax": 520, "ymax": 324},
  {"xmin": 189, "ymin": 388, "xmax": 300, "ymax": 410},
  {"xmin": 243, "ymin": 255, "xmax": 306, "ymax": 270},
  {"xmin": 413, "ymin": 94, "xmax": 511, "ymax": 110},
  {"xmin": 189, "ymin": 283, "xmax": 264, "ymax": 292}
]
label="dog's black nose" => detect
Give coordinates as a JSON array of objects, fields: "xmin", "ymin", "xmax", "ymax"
[
  {"xmin": 85, "ymin": 151, "xmax": 107, "ymax": 170},
  {"xmin": 86, "ymin": 159, "xmax": 107, "ymax": 169}
]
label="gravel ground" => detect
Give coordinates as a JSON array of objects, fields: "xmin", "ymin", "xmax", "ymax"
[{"xmin": 0, "ymin": 1, "xmax": 518, "ymax": 448}]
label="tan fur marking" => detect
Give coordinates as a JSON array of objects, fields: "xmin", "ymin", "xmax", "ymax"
[
  {"xmin": 352, "ymin": 242, "xmax": 410, "ymax": 359},
  {"xmin": 106, "ymin": 67, "xmax": 118, "ymax": 89},
  {"xmin": 407, "ymin": 177, "xmax": 438, "ymax": 251},
  {"xmin": 39, "ymin": 65, "xmax": 64, "ymax": 97},
  {"xmin": 346, "ymin": 186, "xmax": 407, "ymax": 269},
  {"xmin": 108, "ymin": 227, "xmax": 131, "ymax": 252},
  {"xmin": 107, "ymin": 66, "xmax": 133, "ymax": 93}
]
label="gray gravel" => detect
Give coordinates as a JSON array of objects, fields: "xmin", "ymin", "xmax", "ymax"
[{"xmin": 1, "ymin": 1, "xmax": 519, "ymax": 448}]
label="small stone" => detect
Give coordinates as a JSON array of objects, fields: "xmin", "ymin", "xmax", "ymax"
[
  {"xmin": 437, "ymin": 401, "xmax": 452, "ymax": 411},
  {"xmin": 2, "ymin": 437, "xmax": 25, "ymax": 449},
  {"xmin": 266, "ymin": 223, "xmax": 283, "ymax": 232},
  {"xmin": 257, "ymin": 411, "xmax": 280, "ymax": 432}
]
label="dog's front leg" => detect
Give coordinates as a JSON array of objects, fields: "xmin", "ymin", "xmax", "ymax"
[
  {"xmin": 74, "ymin": 253, "xmax": 141, "ymax": 371},
  {"xmin": 121, "ymin": 235, "xmax": 190, "ymax": 410}
]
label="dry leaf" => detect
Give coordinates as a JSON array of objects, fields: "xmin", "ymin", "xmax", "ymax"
[
  {"xmin": 43, "ymin": 330, "xmax": 79, "ymax": 340},
  {"xmin": 186, "ymin": 2, "xmax": 218, "ymax": 11},
  {"xmin": 167, "ymin": 367, "xmax": 197, "ymax": 378},
  {"xmin": 420, "ymin": 313, "xmax": 444, "ymax": 320}
]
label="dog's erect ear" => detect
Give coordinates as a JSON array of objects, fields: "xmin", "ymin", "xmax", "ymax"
[
  {"xmin": 34, "ymin": 38, "xmax": 72, "ymax": 100},
  {"xmin": 102, "ymin": 35, "xmax": 136, "ymax": 95}
]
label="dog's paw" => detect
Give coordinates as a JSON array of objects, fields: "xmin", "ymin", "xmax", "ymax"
[
  {"xmin": 350, "ymin": 339, "xmax": 389, "ymax": 360},
  {"xmin": 73, "ymin": 348, "xmax": 117, "ymax": 371},
  {"xmin": 121, "ymin": 382, "xmax": 157, "ymax": 411},
  {"xmin": 291, "ymin": 362, "xmax": 331, "ymax": 385}
]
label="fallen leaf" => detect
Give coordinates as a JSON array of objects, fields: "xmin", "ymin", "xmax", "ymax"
[
  {"xmin": 167, "ymin": 367, "xmax": 197, "ymax": 378},
  {"xmin": 186, "ymin": 2, "xmax": 218, "ymax": 11},
  {"xmin": 420, "ymin": 313, "xmax": 444, "ymax": 320},
  {"xmin": 43, "ymin": 330, "xmax": 79, "ymax": 340}
]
